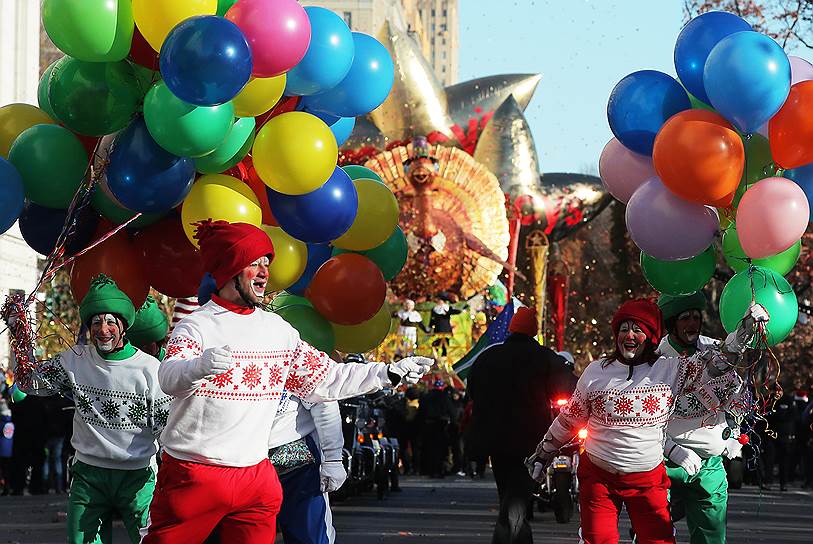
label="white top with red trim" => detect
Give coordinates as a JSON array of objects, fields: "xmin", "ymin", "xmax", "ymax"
[
  {"xmin": 158, "ymin": 296, "xmax": 391, "ymax": 467},
  {"xmin": 546, "ymin": 352, "xmax": 740, "ymax": 473}
]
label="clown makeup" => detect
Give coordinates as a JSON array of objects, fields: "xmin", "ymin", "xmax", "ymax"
[
  {"xmin": 616, "ymin": 320, "xmax": 647, "ymax": 361},
  {"xmin": 235, "ymin": 256, "xmax": 270, "ymax": 305},
  {"xmin": 675, "ymin": 309, "xmax": 702, "ymax": 346},
  {"xmin": 90, "ymin": 314, "xmax": 124, "ymax": 353}
]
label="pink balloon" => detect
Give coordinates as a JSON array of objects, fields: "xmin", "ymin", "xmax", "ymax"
[
  {"xmin": 226, "ymin": 0, "xmax": 311, "ymax": 77},
  {"xmin": 736, "ymin": 177, "xmax": 809, "ymax": 259},
  {"xmin": 599, "ymin": 138, "xmax": 656, "ymax": 203},
  {"xmin": 626, "ymin": 178, "xmax": 719, "ymax": 260}
]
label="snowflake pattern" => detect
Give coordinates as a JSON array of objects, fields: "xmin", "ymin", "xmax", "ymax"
[
  {"xmin": 100, "ymin": 399, "xmax": 119, "ymax": 420},
  {"xmin": 591, "ymin": 396, "xmax": 607, "ymax": 416},
  {"xmin": 267, "ymin": 366, "xmax": 283, "ymax": 388},
  {"xmin": 301, "ymin": 350, "xmax": 323, "ymax": 373},
  {"xmin": 153, "ymin": 408, "xmax": 169, "ymax": 429},
  {"xmin": 566, "ymin": 400, "xmax": 584, "ymax": 419},
  {"xmin": 613, "ymin": 396, "xmax": 634, "ymax": 416},
  {"xmin": 165, "ymin": 335, "xmax": 202, "ymax": 359},
  {"xmin": 210, "ymin": 369, "xmax": 234, "ymax": 388},
  {"xmin": 76, "ymin": 393, "xmax": 93, "ymax": 414},
  {"xmin": 285, "ymin": 373, "xmax": 306, "ymax": 392},
  {"xmin": 127, "ymin": 401, "xmax": 148, "ymax": 423},
  {"xmin": 641, "ymin": 394, "xmax": 660, "ymax": 415},
  {"xmin": 241, "ymin": 363, "xmax": 262, "ymax": 389}
]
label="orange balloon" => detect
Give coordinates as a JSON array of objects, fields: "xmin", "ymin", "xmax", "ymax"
[
  {"xmin": 305, "ymin": 253, "xmax": 385, "ymax": 326},
  {"xmin": 710, "ymin": 190, "xmax": 735, "ymax": 208},
  {"xmin": 769, "ymin": 80, "xmax": 813, "ymax": 169},
  {"xmin": 653, "ymin": 110, "xmax": 744, "ymax": 205}
]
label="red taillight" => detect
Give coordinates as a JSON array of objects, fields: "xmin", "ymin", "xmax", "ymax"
[
  {"xmin": 357, "ymin": 433, "xmax": 365, "ymax": 444},
  {"xmin": 555, "ymin": 398, "xmax": 569, "ymax": 407},
  {"xmin": 577, "ymin": 428, "xmax": 588, "ymax": 440}
]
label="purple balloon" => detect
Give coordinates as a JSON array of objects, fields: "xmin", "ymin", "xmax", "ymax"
[
  {"xmin": 599, "ymin": 138, "xmax": 656, "ymax": 203},
  {"xmin": 625, "ymin": 178, "xmax": 719, "ymax": 260}
]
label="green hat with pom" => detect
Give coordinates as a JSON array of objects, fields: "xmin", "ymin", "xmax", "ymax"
[
  {"xmin": 78, "ymin": 274, "xmax": 136, "ymax": 330},
  {"xmin": 128, "ymin": 295, "xmax": 169, "ymax": 347},
  {"xmin": 657, "ymin": 291, "xmax": 707, "ymax": 322}
]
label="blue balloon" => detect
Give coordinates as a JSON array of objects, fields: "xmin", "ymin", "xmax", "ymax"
[
  {"xmin": 704, "ymin": 31, "xmax": 790, "ymax": 134},
  {"xmin": 607, "ymin": 70, "xmax": 690, "ymax": 156},
  {"xmin": 328, "ymin": 117, "xmax": 355, "ymax": 146},
  {"xmin": 286, "ymin": 7, "xmax": 355, "ymax": 96},
  {"xmin": 0, "ymin": 158, "xmax": 24, "ymax": 234},
  {"xmin": 160, "ymin": 15, "xmax": 252, "ymax": 106},
  {"xmin": 267, "ymin": 166, "xmax": 358, "ymax": 243},
  {"xmin": 197, "ymin": 272, "xmax": 217, "ymax": 305},
  {"xmin": 18, "ymin": 202, "xmax": 98, "ymax": 256},
  {"xmin": 783, "ymin": 163, "xmax": 813, "ymax": 222},
  {"xmin": 675, "ymin": 12, "xmax": 753, "ymax": 105},
  {"xmin": 287, "ymin": 243, "xmax": 332, "ymax": 296},
  {"xmin": 299, "ymin": 33, "xmax": 394, "ymax": 117},
  {"xmin": 107, "ymin": 118, "xmax": 196, "ymax": 213}
]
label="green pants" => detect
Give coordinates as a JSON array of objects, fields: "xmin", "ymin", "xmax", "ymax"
[
  {"xmin": 665, "ymin": 455, "xmax": 728, "ymax": 544},
  {"xmin": 67, "ymin": 460, "xmax": 156, "ymax": 544}
]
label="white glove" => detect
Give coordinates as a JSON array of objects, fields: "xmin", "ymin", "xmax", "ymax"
[
  {"xmin": 319, "ymin": 460, "xmax": 347, "ymax": 493},
  {"xmin": 723, "ymin": 303, "xmax": 770, "ymax": 354},
  {"xmin": 667, "ymin": 443, "xmax": 702, "ymax": 476},
  {"xmin": 388, "ymin": 356, "xmax": 434, "ymax": 385},
  {"xmin": 526, "ymin": 439, "xmax": 558, "ymax": 483},
  {"xmin": 194, "ymin": 346, "xmax": 232, "ymax": 380}
]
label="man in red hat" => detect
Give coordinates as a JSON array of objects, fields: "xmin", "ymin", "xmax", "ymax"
[
  {"xmin": 142, "ymin": 221, "xmax": 433, "ymax": 544},
  {"xmin": 466, "ymin": 306, "xmax": 576, "ymax": 544}
]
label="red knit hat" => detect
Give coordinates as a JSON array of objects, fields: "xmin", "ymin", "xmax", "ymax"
[
  {"xmin": 194, "ymin": 220, "xmax": 275, "ymax": 289},
  {"xmin": 611, "ymin": 298, "xmax": 663, "ymax": 346},
  {"xmin": 509, "ymin": 306, "xmax": 538, "ymax": 336}
]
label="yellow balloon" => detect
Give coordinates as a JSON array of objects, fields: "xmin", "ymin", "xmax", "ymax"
[
  {"xmin": 233, "ymin": 75, "xmax": 286, "ymax": 118},
  {"xmin": 181, "ymin": 174, "xmax": 262, "ymax": 247},
  {"xmin": 333, "ymin": 179, "xmax": 399, "ymax": 251},
  {"xmin": 0, "ymin": 104, "xmax": 55, "ymax": 158},
  {"xmin": 260, "ymin": 225, "xmax": 308, "ymax": 291},
  {"xmin": 332, "ymin": 303, "xmax": 393, "ymax": 353},
  {"xmin": 132, "ymin": 0, "xmax": 216, "ymax": 52},
  {"xmin": 252, "ymin": 112, "xmax": 338, "ymax": 195}
]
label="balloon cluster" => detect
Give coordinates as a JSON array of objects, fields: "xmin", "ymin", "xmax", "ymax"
[
  {"xmin": 600, "ymin": 11, "xmax": 808, "ymax": 347},
  {"xmin": 0, "ymin": 0, "xmax": 403, "ymax": 353}
]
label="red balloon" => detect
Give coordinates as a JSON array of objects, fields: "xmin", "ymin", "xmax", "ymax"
[
  {"xmin": 128, "ymin": 26, "xmax": 160, "ymax": 70},
  {"xmin": 306, "ymin": 254, "xmax": 386, "ymax": 325},
  {"xmin": 225, "ymin": 155, "xmax": 277, "ymax": 225},
  {"xmin": 255, "ymin": 96, "xmax": 301, "ymax": 130},
  {"xmin": 769, "ymin": 80, "xmax": 813, "ymax": 169},
  {"xmin": 74, "ymin": 133, "xmax": 100, "ymax": 159},
  {"xmin": 133, "ymin": 215, "xmax": 204, "ymax": 298}
]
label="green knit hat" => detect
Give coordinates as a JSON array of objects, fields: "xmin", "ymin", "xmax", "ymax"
[
  {"xmin": 128, "ymin": 295, "xmax": 169, "ymax": 346},
  {"xmin": 79, "ymin": 274, "xmax": 136, "ymax": 330},
  {"xmin": 657, "ymin": 291, "xmax": 707, "ymax": 322}
]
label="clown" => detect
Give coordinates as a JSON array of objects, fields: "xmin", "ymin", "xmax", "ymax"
[
  {"xmin": 528, "ymin": 298, "xmax": 768, "ymax": 544},
  {"xmin": 2, "ymin": 275, "xmax": 171, "ymax": 544},
  {"xmin": 128, "ymin": 295, "xmax": 169, "ymax": 361}
]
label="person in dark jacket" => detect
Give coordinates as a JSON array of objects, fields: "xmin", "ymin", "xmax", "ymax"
[
  {"xmin": 467, "ymin": 306, "xmax": 575, "ymax": 544},
  {"xmin": 418, "ymin": 380, "xmax": 456, "ymax": 477},
  {"xmin": 768, "ymin": 386, "xmax": 802, "ymax": 491}
]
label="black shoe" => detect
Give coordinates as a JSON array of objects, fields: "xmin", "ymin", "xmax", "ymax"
[{"xmin": 780, "ymin": 485, "xmax": 788, "ymax": 492}]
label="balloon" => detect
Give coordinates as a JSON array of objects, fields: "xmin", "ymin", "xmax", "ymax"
[
  {"xmin": 18, "ymin": 201, "xmax": 98, "ymax": 256},
  {"xmin": 625, "ymin": 178, "xmax": 719, "ymax": 260},
  {"xmin": 734, "ymin": 133, "xmax": 777, "ymax": 208},
  {"xmin": 271, "ymin": 292, "xmax": 312, "ymax": 310},
  {"xmin": 143, "ymin": 80, "xmax": 235, "ymax": 157},
  {"xmin": 225, "ymin": 0, "xmax": 311, "ymax": 77},
  {"xmin": 342, "ymin": 165, "xmax": 383, "ymax": 183},
  {"xmin": 723, "ymin": 225, "xmax": 800, "ymax": 275},
  {"xmin": 160, "ymin": 16, "xmax": 252, "ymax": 107},
  {"xmin": 333, "ymin": 226, "xmax": 408, "ymax": 281},
  {"xmin": 735, "ymin": 177, "xmax": 809, "ymax": 259},
  {"xmin": 598, "ymin": 138, "xmax": 656, "ymax": 203},
  {"xmin": 232, "ymin": 75, "xmax": 286, "ymax": 117},
  {"xmin": 640, "ymin": 246, "xmax": 716, "ymax": 296},
  {"xmin": 267, "ymin": 167, "xmax": 358, "ymax": 243},
  {"xmin": 8, "ymin": 124, "xmax": 87, "ymax": 209},
  {"xmin": 783, "ymin": 162, "xmax": 813, "ymax": 221},
  {"xmin": 255, "ymin": 95, "xmax": 302, "ymax": 129},
  {"xmin": 0, "ymin": 104, "xmax": 55, "ymax": 158},
  {"xmin": 37, "ymin": 60, "xmax": 60, "ymax": 121},
  {"xmin": 252, "ymin": 112, "xmax": 337, "ymax": 195},
  {"xmin": 129, "ymin": 26, "xmax": 160, "ymax": 71},
  {"xmin": 226, "ymin": 156, "xmax": 276, "ymax": 225},
  {"xmin": 42, "ymin": 0, "xmax": 134, "ymax": 62},
  {"xmin": 107, "ymin": 118, "xmax": 196, "ymax": 213},
  {"xmin": 607, "ymin": 70, "xmax": 690, "ymax": 155},
  {"xmin": 181, "ymin": 174, "xmax": 262, "ymax": 246},
  {"xmin": 133, "ymin": 215, "xmax": 205, "ymax": 298},
  {"xmin": 91, "ymin": 182, "xmax": 164, "ymax": 228},
  {"xmin": 769, "ymin": 81, "xmax": 813, "ymax": 169},
  {"xmin": 275, "ymin": 305, "xmax": 335, "ymax": 353},
  {"xmin": 674, "ymin": 12, "xmax": 753, "ymax": 104},
  {"xmin": 704, "ymin": 31, "xmax": 791, "ymax": 133},
  {"xmin": 300, "ymin": 33, "xmax": 395, "ymax": 118},
  {"xmin": 719, "ymin": 266, "xmax": 798, "ymax": 347},
  {"xmin": 653, "ymin": 109, "xmax": 743, "ymax": 205},
  {"xmin": 287, "ymin": 243, "xmax": 332, "ymax": 296},
  {"xmin": 0, "ymin": 158, "xmax": 24, "ymax": 234},
  {"xmin": 790, "ymin": 55, "xmax": 813, "ymax": 85},
  {"xmin": 333, "ymin": 179, "xmax": 399, "ymax": 250},
  {"xmin": 305, "ymin": 253, "xmax": 386, "ymax": 325},
  {"xmin": 286, "ymin": 7, "xmax": 354, "ymax": 96},
  {"xmin": 217, "ymin": 0, "xmax": 238, "ymax": 16},
  {"xmin": 70, "ymin": 228, "xmax": 149, "ymax": 306},
  {"xmin": 261, "ymin": 225, "xmax": 308, "ymax": 291},
  {"xmin": 332, "ymin": 303, "xmax": 393, "ymax": 353},
  {"xmin": 132, "ymin": 0, "xmax": 217, "ymax": 52},
  {"xmin": 194, "ymin": 117, "xmax": 255, "ymax": 174},
  {"xmin": 327, "ymin": 117, "xmax": 355, "ymax": 147}
]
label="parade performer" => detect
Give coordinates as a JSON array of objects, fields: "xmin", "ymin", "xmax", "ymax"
[
  {"xmin": 394, "ymin": 299, "xmax": 428, "ymax": 355},
  {"xmin": 142, "ymin": 220, "xmax": 433, "ymax": 543},
  {"xmin": 1, "ymin": 275, "xmax": 171, "ymax": 544},
  {"xmin": 128, "ymin": 295, "xmax": 169, "ymax": 361},
  {"xmin": 528, "ymin": 298, "xmax": 768, "ymax": 544}
]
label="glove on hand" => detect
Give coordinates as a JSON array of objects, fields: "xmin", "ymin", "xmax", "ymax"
[
  {"xmin": 667, "ymin": 443, "xmax": 702, "ymax": 476},
  {"xmin": 723, "ymin": 303, "xmax": 770, "ymax": 354},
  {"xmin": 320, "ymin": 460, "xmax": 348, "ymax": 493},
  {"xmin": 526, "ymin": 439, "xmax": 559, "ymax": 483},
  {"xmin": 388, "ymin": 356, "xmax": 434, "ymax": 386},
  {"xmin": 195, "ymin": 346, "xmax": 232, "ymax": 380}
]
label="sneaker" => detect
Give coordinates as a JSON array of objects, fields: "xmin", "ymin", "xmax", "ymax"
[{"xmin": 456, "ymin": 471, "xmax": 467, "ymax": 477}]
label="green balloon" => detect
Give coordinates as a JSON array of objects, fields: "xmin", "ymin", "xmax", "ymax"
[
  {"xmin": 342, "ymin": 165, "xmax": 384, "ymax": 184},
  {"xmin": 8, "ymin": 124, "xmax": 87, "ymax": 209},
  {"xmin": 640, "ymin": 246, "xmax": 716, "ymax": 296},
  {"xmin": 688, "ymin": 92, "xmax": 715, "ymax": 112},
  {"xmin": 733, "ymin": 134, "xmax": 777, "ymax": 207},
  {"xmin": 131, "ymin": 64, "xmax": 160, "ymax": 98},
  {"xmin": 722, "ymin": 225, "xmax": 800, "ymax": 276},
  {"xmin": 333, "ymin": 226, "xmax": 407, "ymax": 281},
  {"xmin": 194, "ymin": 117, "xmax": 255, "ymax": 174},
  {"xmin": 217, "ymin": 0, "xmax": 239, "ymax": 16},
  {"xmin": 91, "ymin": 186, "xmax": 163, "ymax": 228},
  {"xmin": 144, "ymin": 81, "xmax": 235, "ymax": 157},
  {"xmin": 275, "ymin": 305, "xmax": 335, "ymax": 353},
  {"xmin": 38, "ymin": 60, "xmax": 60, "ymax": 121},
  {"xmin": 270, "ymin": 292, "xmax": 312, "ymax": 311},
  {"xmin": 48, "ymin": 57, "xmax": 142, "ymax": 136},
  {"xmin": 42, "ymin": 0, "xmax": 134, "ymax": 62},
  {"xmin": 719, "ymin": 266, "xmax": 798, "ymax": 347}
]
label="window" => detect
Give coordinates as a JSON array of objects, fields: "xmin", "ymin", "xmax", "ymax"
[{"xmin": 343, "ymin": 11, "xmax": 352, "ymax": 28}]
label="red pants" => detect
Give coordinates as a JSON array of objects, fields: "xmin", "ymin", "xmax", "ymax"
[
  {"xmin": 141, "ymin": 454, "xmax": 282, "ymax": 544},
  {"xmin": 577, "ymin": 454, "xmax": 674, "ymax": 544}
]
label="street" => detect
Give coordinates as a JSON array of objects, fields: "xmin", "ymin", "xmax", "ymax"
[{"xmin": 1, "ymin": 474, "xmax": 812, "ymax": 543}]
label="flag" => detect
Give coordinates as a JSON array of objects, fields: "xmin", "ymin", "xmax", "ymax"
[{"xmin": 452, "ymin": 298, "xmax": 521, "ymax": 381}]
